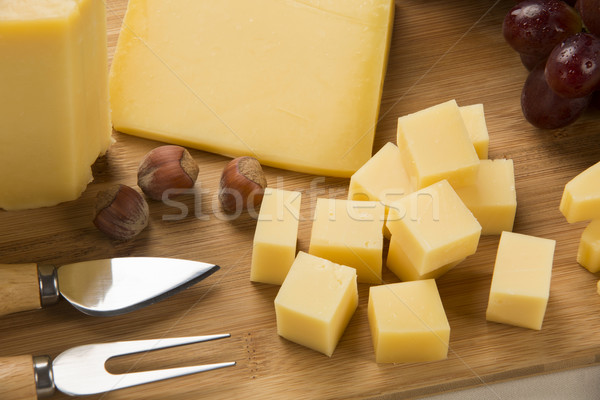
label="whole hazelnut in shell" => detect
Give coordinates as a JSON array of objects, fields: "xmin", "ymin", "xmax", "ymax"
[
  {"xmin": 218, "ymin": 156, "xmax": 267, "ymax": 213},
  {"xmin": 137, "ymin": 145, "xmax": 199, "ymax": 201},
  {"xmin": 93, "ymin": 184, "xmax": 149, "ymax": 241}
]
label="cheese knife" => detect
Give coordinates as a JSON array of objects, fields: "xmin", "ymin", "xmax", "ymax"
[{"xmin": 0, "ymin": 257, "xmax": 219, "ymax": 317}]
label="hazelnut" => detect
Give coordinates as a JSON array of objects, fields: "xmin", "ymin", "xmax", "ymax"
[
  {"xmin": 137, "ymin": 145, "xmax": 199, "ymax": 201},
  {"xmin": 93, "ymin": 184, "xmax": 149, "ymax": 241},
  {"xmin": 218, "ymin": 156, "xmax": 267, "ymax": 213}
]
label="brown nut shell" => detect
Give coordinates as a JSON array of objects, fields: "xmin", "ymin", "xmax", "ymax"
[
  {"xmin": 93, "ymin": 184, "xmax": 149, "ymax": 241},
  {"xmin": 218, "ymin": 156, "xmax": 267, "ymax": 213},
  {"xmin": 137, "ymin": 145, "xmax": 199, "ymax": 201}
]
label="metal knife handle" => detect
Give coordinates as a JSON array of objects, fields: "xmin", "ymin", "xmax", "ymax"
[
  {"xmin": 37, "ymin": 265, "xmax": 60, "ymax": 307},
  {"xmin": 0, "ymin": 355, "xmax": 41, "ymax": 400},
  {"xmin": 0, "ymin": 263, "xmax": 42, "ymax": 317}
]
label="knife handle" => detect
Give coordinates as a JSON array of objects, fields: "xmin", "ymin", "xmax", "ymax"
[
  {"xmin": 0, "ymin": 355, "xmax": 39, "ymax": 400},
  {"xmin": 0, "ymin": 263, "xmax": 41, "ymax": 317}
]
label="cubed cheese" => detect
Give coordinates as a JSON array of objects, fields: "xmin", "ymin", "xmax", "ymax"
[
  {"xmin": 486, "ymin": 231, "xmax": 555, "ymax": 330},
  {"xmin": 560, "ymin": 161, "xmax": 600, "ymax": 223},
  {"xmin": 577, "ymin": 220, "xmax": 600, "ymax": 273},
  {"xmin": 454, "ymin": 159, "xmax": 517, "ymax": 235},
  {"xmin": 459, "ymin": 104, "xmax": 489, "ymax": 160},
  {"xmin": 348, "ymin": 142, "xmax": 413, "ymax": 239},
  {"xmin": 368, "ymin": 280, "xmax": 450, "ymax": 363},
  {"xmin": 0, "ymin": 0, "xmax": 112, "ymax": 210},
  {"xmin": 250, "ymin": 188, "xmax": 302, "ymax": 285},
  {"xmin": 386, "ymin": 236, "xmax": 463, "ymax": 281},
  {"xmin": 309, "ymin": 198, "xmax": 385, "ymax": 284},
  {"xmin": 386, "ymin": 180, "xmax": 481, "ymax": 275},
  {"xmin": 109, "ymin": 0, "xmax": 395, "ymax": 177},
  {"xmin": 396, "ymin": 99, "xmax": 480, "ymax": 189},
  {"xmin": 274, "ymin": 252, "xmax": 358, "ymax": 357}
]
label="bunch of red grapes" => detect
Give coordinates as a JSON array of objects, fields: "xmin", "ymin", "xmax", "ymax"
[{"xmin": 503, "ymin": 0, "xmax": 600, "ymax": 129}]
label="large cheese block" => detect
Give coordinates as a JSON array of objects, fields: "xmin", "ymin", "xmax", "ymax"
[
  {"xmin": 0, "ymin": 0, "xmax": 112, "ymax": 210},
  {"xmin": 109, "ymin": 0, "xmax": 395, "ymax": 177}
]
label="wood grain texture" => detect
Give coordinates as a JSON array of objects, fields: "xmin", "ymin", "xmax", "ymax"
[
  {"xmin": 0, "ymin": 264, "xmax": 40, "ymax": 317},
  {"xmin": 0, "ymin": 356, "xmax": 37, "ymax": 400},
  {"xmin": 1, "ymin": 0, "xmax": 600, "ymax": 399}
]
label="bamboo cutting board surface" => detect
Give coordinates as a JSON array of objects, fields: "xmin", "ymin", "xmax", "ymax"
[{"xmin": 2, "ymin": 0, "xmax": 600, "ymax": 398}]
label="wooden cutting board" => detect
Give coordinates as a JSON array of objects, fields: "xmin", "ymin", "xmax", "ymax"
[{"xmin": 2, "ymin": 0, "xmax": 600, "ymax": 398}]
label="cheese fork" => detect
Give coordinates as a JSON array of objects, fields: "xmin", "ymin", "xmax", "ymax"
[{"xmin": 1, "ymin": 334, "xmax": 236, "ymax": 399}]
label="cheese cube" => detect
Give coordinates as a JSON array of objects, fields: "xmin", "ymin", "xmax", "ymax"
[
  {"xmin": 386, "ymin": 236, "xmax": 463, "ymax": 281},
  {"xmin": 309, "ymin": 198, "xmax": 385, "ymax": 284},
  {"xmin": 109, "ymin": 0, "xmax": 395, "ymax": 178},
  {"xmin": 348, "ymin": 142, "xmax": 414, "ymax": 239},
  {"xmin": 454, "ymin": 159, "xmax": 517, "ymax": 235},
  {"xmin": 577, "ymin": 220, "xmax": 600, "ymax": 273},
  {"xmin": 459, "ymin": 104, "xmax": 489, "ymax": 160},
  {"xmin": 0, "ymin": 0, "xmax": 112, "ymax": 210},
  {"xmin": 386, "ymin": 180, "xmax": 481, "ymax": 275},
  {"xmin": 250, "ymin": 188, "xmax": 302, "ymax": 285},
  {"xmin": 274, "ymin": 252, "xmax": 358, "ymax": 357},
  {"xmin": 560, "ymin": 161, "xmax": 600, "ymax": 223},
  {"xmin": 486, "ymin": 231, "xmax": 555, "ymax": 330},
  {"xmin": 396, "ymin": 100, "xmax": 480, "ymax": 189},
  {"xmin": 368, "ymin": 280, "xmax": 450, "ymax": 363}
]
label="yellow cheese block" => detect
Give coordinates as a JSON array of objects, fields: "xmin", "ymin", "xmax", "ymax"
[
  {"xmin": 309, "ymin": 198, "xmax": 385, "ymax": 284},
  {"xmin": 577, "ymin": 220, "xmax": 600, "ymax": 273},
  {"xmin": 274, "ymin": 252, "xmax": 358, "ymax": 357},
  {"xmin": 396, "ymin": 100, "xmax": 480, "ymax": 189},
  {"xmin": 454, "ymin": 159, "xmax": 517, "ymax": 235},
  {"xmin": 459, "ymin": 104, "xmax": 489, "ymax": 160},
  {"xmin": 250, "ymin": 188, "xmax": 302, "ymax": 285},
  {"xmin": 560, "ymin": 161, "xmax": 600, "ymax": 223},
  {"xmin": 109, "ymin": 0, "xmax": 395, "ymax": 177},
  {"xmin": 386, "ymin": 236, "xmax": 463, "ymax": 281},
  {"xmin": 386, "ymin": 180, "xmax": 481, "ymax": 275},
  {"xmin": 486, "ymin": 231, "xmax": 555, "ymax": 330},
  {"xmin": 0, "ymin": 0, "xmax": 112, "ymax": 210},
  {"xmin": 348, "ymin": 142, "xmax": 414, "ymax": 239},
  {"xmin": 368, "ymin": 280, "xmax": 450, "ymax": 363}
]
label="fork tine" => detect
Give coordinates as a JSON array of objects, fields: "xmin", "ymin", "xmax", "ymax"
[
  {"xmin": 52, "ymin": 334, "xmax": 235, "ymax": 396},
  {"xmin": 104, "ymin": 361, "xmax": 236, "ymax": 393}
]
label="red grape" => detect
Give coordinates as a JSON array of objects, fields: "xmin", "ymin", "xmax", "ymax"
[
  {"xmin": 503, "ymin": 0, "xmax": 583, "ymax": 58},
  {"xmin": 578, "ymin": 0, "xmax": 600, "ymax": 36},
  {"xmin": 521, "ymin": 63, "xmax": 591, "ymax": 129},
  {"xmin": 545, "ymin": 33, "xmax": 600, "ymax": 98}
]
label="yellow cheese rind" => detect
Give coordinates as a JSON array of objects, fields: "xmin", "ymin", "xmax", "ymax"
[
  {"xmin": 396, "ymin": 99, "xmax": 480, "ymax": 189},
  {"xmin": 454, "ymin": 159, "xmax": 517, "ymax": 235},
  {"xmin": 368, "ymin": 280, "xmax": 450, "ymax": 363},
  {"xmin": 560, "ymin": 161, "xmax": 600, "ymax": 223},
  {"xmin": 274, "ymin": 252, "xmax": 358, "ymax": 357},
  {"xmin": 309, "ymin": 198, "xmax": 385, "ymax": 284},
  {"xmin": 0, "ymin": 0, "xmax": 112, "ymax": 210},
  {"xmin": 250, "ymin": 188, "xmax": 302, "ymax": 285},
  {"xmin": 577, "ymin": 220, "xmax": 600, "ymax": 273},
  {"xmin": 109, "ymin": 0, "xmax": 395, "ymax": 177},
  {"xmin": 386, "ymin": 180, "xmax": 481, "ymax": 275},
  {"xmin": 459, "ymin": 104, "xmax": 489, "ymax": 160},
  {"xmin": 386, "ymin": 237, "xmax": 463, "ymax": 281},
  {"xmin": 486, "ymin": 231, "xmax": 555, "ymax": 330}
]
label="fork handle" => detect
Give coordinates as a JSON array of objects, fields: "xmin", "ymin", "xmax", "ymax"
[
  {"xmin": 0, "ymin": 355, "xmax": 38, "ymax": 400},
  {"xmin": 0, "ymin": 263, "xmax": 42, "ymax": 317}
]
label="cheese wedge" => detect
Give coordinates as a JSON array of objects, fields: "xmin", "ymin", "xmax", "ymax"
[
  {"xmin": 109, "ymin": 0, "xmax": 395, "ymax": 177},
  {"xmin": 560, "ymin": 161, "xmax": 600, "ymax": 223},
  {"xmin": 577, "ymin": 220, "xmax": 600, "ymax": 273},
  {"xmin": 0, "ymin": 0, "xmax": 112, "ymax": 210},
  {"xmin": 459, "ymin": 104, "xmax": 489, "ymax": 160}
]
